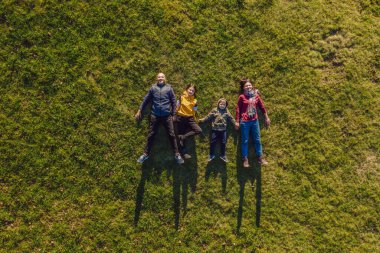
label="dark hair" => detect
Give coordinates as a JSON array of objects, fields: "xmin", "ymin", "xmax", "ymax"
[
  {"xmin": 185, "ymin": 83, "xmax": 197, "ymax": 98},
  {"xmin": 239, "ymin": 78, "xmax": 250, "ymax": 94}
]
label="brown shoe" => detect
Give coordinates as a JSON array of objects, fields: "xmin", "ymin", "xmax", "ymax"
[
  {"xmin": 258, "ymin": 156, "xmax": 268, "ymax": 165},
  {"xmin": 243, "ymin": 157, "xmax": 250, "ymax": 168}
]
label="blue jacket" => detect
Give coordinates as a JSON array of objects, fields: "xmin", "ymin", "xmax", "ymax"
[{"xmin": 139, "ymin": 83, "xmax": 176, "ymax": 117}]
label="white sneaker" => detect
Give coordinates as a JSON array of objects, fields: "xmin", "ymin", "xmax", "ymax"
[
  {"xmin": 208, "ymin": 155, "xmax": 215, "ymax": 162},
  {"xmin": 220, "ymin": 156, "xmax": 228, "ymax": 163},
  {"xmin": 175, "ymin": 154, "xmax": 184, "ymax": 164},
  {"xmin": 137, "ymin": 153, "xmax": 149, "ymax": 163}
]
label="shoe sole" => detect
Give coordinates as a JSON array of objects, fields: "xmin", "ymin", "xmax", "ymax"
[
  {"xmin": 137, "ymin": 158, "xmax": 148, "ymax": 163},
  {"xmin": 220, "ymin": 157, "xmax": 228, "ymax": 163}
]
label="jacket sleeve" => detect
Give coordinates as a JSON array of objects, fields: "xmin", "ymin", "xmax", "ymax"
[
  {"xmin": 256, "ymin": 95, "xmax": 267, "ymax": 114},
  {"xmin": 227, "ymin": 109, "xmax": 237, "ymax": 125},
  {"xmin": 139, "ymin": 87, "xmax": 153, "ymax": 111},
  {"xmin": 200, "ymin": 108, "xmax": 216, "ymax": 122},
  {"xmin": 236, "ymin": 95, "xmax": 243, "ymax": 122},
  {"xmin": 169, "ymin": 87, "xmax": 176, "ymax": 116}
]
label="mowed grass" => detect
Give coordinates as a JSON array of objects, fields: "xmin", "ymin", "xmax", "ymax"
[{"xmin": 0, "ymin": 0, "xmax": 379, "ymax": 252}]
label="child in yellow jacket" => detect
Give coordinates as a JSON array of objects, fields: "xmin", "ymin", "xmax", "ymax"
[{"xmin": 176, "ymin": 84, "xmax": 202, "ymax": 159}]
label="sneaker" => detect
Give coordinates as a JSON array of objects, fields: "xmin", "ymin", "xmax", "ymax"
[
  {"xmin": 183, "ymin": 153, "xmax": 192, "ymax": 159},
  {"xmin": 175, "ymin": 154, "xmax": 184, "ymax": 164},
  {"xmin": 220, "ymin": 156, "xmax": 228, "ymax": 163},
  {"xmin": 258, "ymin": 156, "xmax": 268, "ymax": 165},
  {"xmin": 208, "ymin": 155, "xmax": 215, "ymax": 162},
  {"xmin": 137, "ymin": 153, "xmax": 149, "ymax": 163},
  {"xmin": 243, "ymin": 157, "xmax": 250, "ymax": 168}
]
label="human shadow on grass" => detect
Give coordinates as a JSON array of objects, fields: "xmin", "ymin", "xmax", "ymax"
[
  {"xmin": 235, "ymin": 137, "xmax": 262, "ymax": 233},
  {"xmin": 178, "ymin": 138, "xmax": 198, "ymax": 215},
  {"xmin": 205, "ymin": 159, "xmax": 227, "ymax": 194},
  {"xmin": 134, "ymin": 125, "xmax": 198, "ymax": 229},
  {"xmin": 175, "ymin": 117, "xmax": 199, "ymax": 215},
  {"xmin": 204, "ymin": 129, "xmax": 229, "ymax": 194}
]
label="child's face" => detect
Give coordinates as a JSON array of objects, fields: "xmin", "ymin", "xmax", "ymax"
[
  {"xmin": 187, "ymin": 87, "xmax": 195, "ymax": 96},
  {"xmin": 218, "ymin": 100, "xmax": 226, "ymax": 110}
]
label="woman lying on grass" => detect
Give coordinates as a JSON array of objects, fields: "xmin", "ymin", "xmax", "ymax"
[{"xmin": 236, "ymin": 79, "xmax": 270, "ymax": 168}]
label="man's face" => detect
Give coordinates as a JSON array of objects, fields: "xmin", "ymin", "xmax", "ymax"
[{"xmin": 157, "ymin": 73, "xmax": 166, "ymax": 84}]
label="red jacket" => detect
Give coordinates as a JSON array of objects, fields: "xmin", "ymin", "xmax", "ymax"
[{"xmin": 236, "ymin": 90, "xmax": 267, "ymax": 122}]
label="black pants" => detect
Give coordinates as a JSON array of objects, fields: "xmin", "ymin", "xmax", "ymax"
[
  {"xmin": 177, "ymin": 116, "xmax": 202, "ymax": 151},
  {"xmin": 210, "ymin": 130, "xmax": 227, "ymax": 157},
  {"xmin": 144, "ymin": 115, "xmax": 179, "ymax": 155}
]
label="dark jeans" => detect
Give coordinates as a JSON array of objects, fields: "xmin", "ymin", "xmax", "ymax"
[
  {"xmin": 177, "ymin": 116, "xmax": 202, "ymax": 151},
  {"xmin": 210, "ymin": 130, "xmax": 227, "ymax": 157},
  {"xmin": 144, "ymin": 114, "xmax": 179, "ymax": 155}
]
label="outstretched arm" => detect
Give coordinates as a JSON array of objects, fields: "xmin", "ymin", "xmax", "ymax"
[
  {"xmin": 169, "ymin": 88, "xmax": 176, "ymax": 116},
  {"xmin": 227, "ymin": 109, "xmax": 236, "ymax": 124},
  {"xmin": 235, "ymin": 96, "xmax": 243, "ymax": 128},
  {"xmin": 199, "ymin": 109, "xmax": 215, "ymax": 123},
  {"xmin": 135, "ymin": 88, "xmax": 152, "ymax": 120},
  {"xmin": 257, "ymin": 96, "xmax": 270, "ymax": 127}
]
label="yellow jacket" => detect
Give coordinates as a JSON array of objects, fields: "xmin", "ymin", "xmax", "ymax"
[{"xmin": 176, "ymin": 91, "xmax": 197, "ymax": 117}]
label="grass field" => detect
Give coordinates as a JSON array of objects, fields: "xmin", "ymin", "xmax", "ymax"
[{"xmin": 1, "ymin": 0, "xmax": 379, "ymax": 252}]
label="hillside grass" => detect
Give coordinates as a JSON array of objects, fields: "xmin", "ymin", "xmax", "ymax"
[{"xmin": 1, "ymin": 0, "xmax": 379, "ymax": 252}]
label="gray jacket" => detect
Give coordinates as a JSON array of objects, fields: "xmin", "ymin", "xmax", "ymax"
[{"xmin": 139, "ymin": 83, "xmax": 176, "ymax": 117}]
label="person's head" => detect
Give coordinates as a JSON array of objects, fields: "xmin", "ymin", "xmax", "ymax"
[
  {"xmin": 240, "ymin": 78, "xmax": 253, "ymax": 94},
  {"xmin": 157, "ymin": 73, "xmax": 166, "ymax": 84},
  {"xmin": 218, "ymin": 98, "xmax": 227, "ymax": 110},
  {"xmin": 185, "ymin": 83, "xmax": 197, "ymax": 97}
]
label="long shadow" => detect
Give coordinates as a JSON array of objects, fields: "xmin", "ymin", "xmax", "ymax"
[
  {"xmin": 134, "ymin": 154, "xmax": 183, "ymax": 227},
  {"xmin": 205, "ymin": 159, "xmax": 227, "ymax": 194},
  {"xmin": 174, "ymin": 118, "xmax": 199, "ymax": 215},
  {"xmin": 235, "ymin": 135, "xmax": 262, "ymax": 233},
  {"xmin": 204, "ymin": 129, "xmax": 229, "ymax": 194},
  {"xmin": 134, "ymin": 118, "xmax": 199, "ymax": 229},
  {"xmin": 179, "ymin": 138, "xmax": 198, "ymax": 215},
  {"xmin": 134, "ymin": 123, "xmax": 185, "ymax": 229}
]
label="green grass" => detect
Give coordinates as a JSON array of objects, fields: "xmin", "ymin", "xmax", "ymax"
[{"xmin": 1, "ymin": 0, "xmax": 379, "ymax": 252}]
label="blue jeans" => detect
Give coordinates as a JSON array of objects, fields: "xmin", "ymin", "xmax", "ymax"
[
  {"xmin": 240, "ymin": 120, "xmax": 262, "ymax": 158},
  {"xmin": 210, "ymin": 130, "xmax": 227, "ymax": 157}
]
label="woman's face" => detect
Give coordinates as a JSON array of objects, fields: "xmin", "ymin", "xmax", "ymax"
[
  {"xmin": 244, "ymin": 82, "xmax": 253, "ymax": 92},
  {"xmin": 187, "ymin": 87, "xmax": 195, "ymax": 96}
]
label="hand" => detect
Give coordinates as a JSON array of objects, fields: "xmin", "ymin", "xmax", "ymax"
[
  {"xmin": 265, "ymin": 117, "xmax": 271, "ymax": 127},
  {"xmin": 235, "ymin": 123, "xmax": 239, "ymax": 130},
  {"xmin": 198, "ymin": 119, "xmax": 203, "ymax": 123},
  {"xmin": 135, "ymin": 110, "xmax": 142, "ymax": 121}
]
